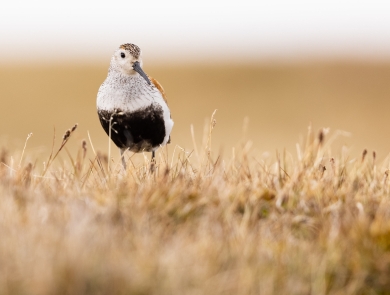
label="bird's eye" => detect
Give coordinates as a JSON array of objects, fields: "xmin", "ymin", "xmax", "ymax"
[{"xmin": 120, "ymin": 52, "xmax": 125, "ymax": 58}]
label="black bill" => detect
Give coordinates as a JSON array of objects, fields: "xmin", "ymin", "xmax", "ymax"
[{"xmin": 133, "ymin": 61, "xmax": 151, "ymax": 85}]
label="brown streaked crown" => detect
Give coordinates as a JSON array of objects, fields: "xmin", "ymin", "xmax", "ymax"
[{"xmin": 119, "ymin": 43, "xmax": 141, "ymax": 58}]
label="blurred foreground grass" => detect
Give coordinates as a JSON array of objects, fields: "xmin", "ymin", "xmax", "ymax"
[{"xmin": 1, "ymin": 119, "xmax": 390, "ymax": 294}]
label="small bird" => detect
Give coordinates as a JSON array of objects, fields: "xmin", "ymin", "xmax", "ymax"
[{"xmin": 97, "ymin": 43, "xmax": 174, "ymax": 169}]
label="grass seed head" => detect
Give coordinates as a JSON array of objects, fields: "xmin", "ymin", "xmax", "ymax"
[
  {"xmin": 82, "ymin": 140, "xmax": 87, "ymax": 151},
  {"xmin": 362, "ymin": 149, "xmax": 368, "ymax": 162},
  {"xmin": 318, "ymin": 129, "xmax": 324, "ymax": 145},
  {"xmin": 63, "ymin": 130, "xmax": 71, "ymax": 141}
]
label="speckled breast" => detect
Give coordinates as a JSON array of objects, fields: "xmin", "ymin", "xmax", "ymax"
[{"xmin": 98, "ymin": 103, "xmax": 166, "ymax": 152}]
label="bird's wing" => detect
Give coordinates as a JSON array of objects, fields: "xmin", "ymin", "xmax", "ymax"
[
  {"xmin": 149, "ymin": 76, "xmax": 168, "ymax": 105},
  {"xmin": 148, "ymin": 76, "xmax": 172, "ymax": 144}
]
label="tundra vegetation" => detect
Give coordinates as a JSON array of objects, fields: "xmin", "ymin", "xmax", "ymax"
[{"xmin": 1, "ymin": 117, "xmax": 390, "ymax": 295}]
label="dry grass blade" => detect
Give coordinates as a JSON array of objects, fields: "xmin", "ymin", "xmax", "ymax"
[
  {"xmin": 41, "ymin": 123, "xmax": 78, "ymax": 177},
  {"xmin": 18, "ymin": 132, "xmax": 33, "ymax": 168}
]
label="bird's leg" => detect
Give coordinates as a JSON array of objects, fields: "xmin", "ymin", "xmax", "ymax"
[
  {"xmin": 120, "ymin": 148, "xmax": 127, "ymax": 170},
  {"xmin": 150, "ymin": 151, "xmax": 156, "ymax": 173}
]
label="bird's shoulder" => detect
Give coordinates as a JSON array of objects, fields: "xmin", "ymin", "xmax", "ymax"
[{"xmin": 148, "ymin": 76, "xmax": 168, "ymax": 104}]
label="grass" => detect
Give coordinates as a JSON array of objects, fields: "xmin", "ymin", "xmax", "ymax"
[{"xmin": 1, "ymin": 116, "xmax": 390, "ymax": 295}]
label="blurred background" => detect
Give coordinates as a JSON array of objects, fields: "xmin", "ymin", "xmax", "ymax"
[{"xmin": 1, "ymin": 0, "xmax": 390, "ymax": 163}]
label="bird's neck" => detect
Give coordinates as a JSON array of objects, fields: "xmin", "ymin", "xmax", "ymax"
[
  {"xmin": 108, "ymin": 62, "xmax": 123, "ymax": 75},
  {"xmin": 107, "ymin": 65, "xmax": 136, "ymax": 81}
]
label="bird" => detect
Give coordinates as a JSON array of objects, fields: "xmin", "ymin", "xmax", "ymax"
[{"xmin": 97, "ymin": 43, "xmax": 174, "ymax": 170}]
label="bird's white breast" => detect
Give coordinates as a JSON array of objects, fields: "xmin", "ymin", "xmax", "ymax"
[{"xmin": 97, "ymin": 73, "xmax": 173, "ymax": 146}]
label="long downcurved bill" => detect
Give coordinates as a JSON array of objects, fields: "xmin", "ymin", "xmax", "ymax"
[{"xmin": 133, "ymin": 61, "xmax": 151, "ymax": 85}]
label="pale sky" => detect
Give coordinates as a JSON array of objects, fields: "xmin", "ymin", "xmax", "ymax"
[{"xmin": 1, "ymin": 0, "xmax": 390, "ymax": 63}]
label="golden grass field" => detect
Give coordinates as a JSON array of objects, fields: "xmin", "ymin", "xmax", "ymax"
[
  {"xmin": 1, "ymin": 61, "xmax": 390, "ymax": 294},
  {"xmin": 1, "ymin": 61, "xmax": 390, "ymax": 159}
]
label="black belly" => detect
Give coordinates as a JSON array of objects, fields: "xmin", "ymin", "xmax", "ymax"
[{"xmin": 98, "ymin": 104, "xmax": 166, "ymax": 152}]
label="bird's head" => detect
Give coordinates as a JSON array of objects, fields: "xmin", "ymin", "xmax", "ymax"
[{"xmin": 111, "ymin": 43, "xmax": 150, "ymax": 84}]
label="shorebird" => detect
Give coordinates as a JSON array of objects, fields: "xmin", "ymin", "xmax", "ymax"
[{"xmin": 97, "ymin": 43, "xmax": 173, "ymax": 169}]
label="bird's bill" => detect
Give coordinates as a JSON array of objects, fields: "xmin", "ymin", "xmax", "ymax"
[{"xmin": 133, "ymin": 61, "xmax": 151, "ymax": 85}]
